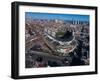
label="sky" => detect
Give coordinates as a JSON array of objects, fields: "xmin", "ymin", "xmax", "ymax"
[{"xmin": 25, "ymin": 12, "xmax": 89, "ymax": 22}]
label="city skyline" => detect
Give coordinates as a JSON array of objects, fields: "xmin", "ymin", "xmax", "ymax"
[
  {"xmin": 25, "ymin": 12, "xmax": 89, "ymax": 22},
  {"xmin": 25, "ymin": 11, "xmax": 90, "ymax": 68}
]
